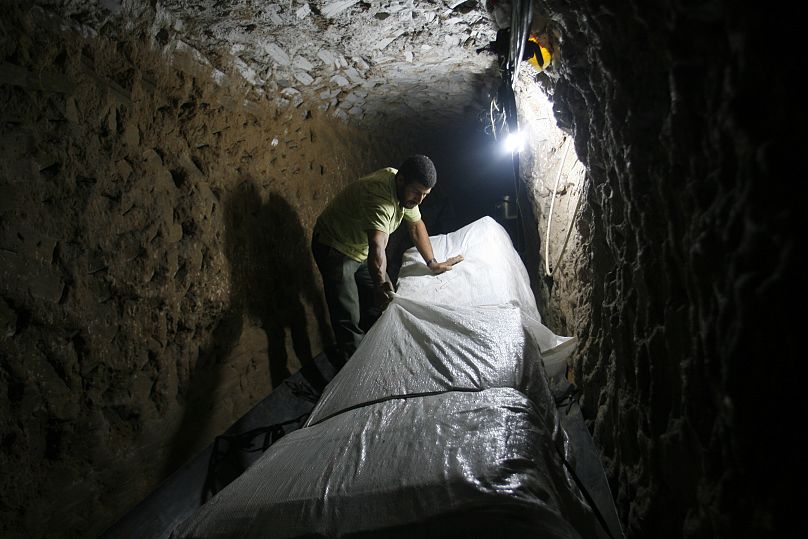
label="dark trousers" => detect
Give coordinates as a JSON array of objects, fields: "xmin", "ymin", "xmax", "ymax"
[{"xmin": 311, "ymin": 235, "xmax": 385, "ymax": 360}]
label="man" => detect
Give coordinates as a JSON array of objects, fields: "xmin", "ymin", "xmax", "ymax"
[{"xmin": 311, "ymin": 154, "xmax": 463, "ymax": 361}]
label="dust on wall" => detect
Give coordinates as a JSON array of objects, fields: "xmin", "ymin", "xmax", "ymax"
[{"xmin": 0, "ymin": 5, "xmax": 413, "ymax": 537}]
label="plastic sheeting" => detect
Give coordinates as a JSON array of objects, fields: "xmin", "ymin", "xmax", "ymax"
[
  {"xmin": 397, "ymin": 216, "xmax": 575, "ymax": 377},
  {"xmin": 396, "ymin": 217, "xmax": 541, "ymax": 313},
  {"xmin": 307, "ymin": 298, "xmax": 558, "ymax": 426},
  {"xmin": 307, "ymin": 217, "xmax": 575, "ymax": 425},
  {"xmin": 172, "ymin": 217, "xmax": 598, "ymax": 538},
  {"xmin": 172, "ymin": 388, "xmax": 598, "ymax": 539}
]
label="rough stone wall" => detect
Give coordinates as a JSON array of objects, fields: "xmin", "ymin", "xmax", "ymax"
[
  {"xmin": 524, "ymin": 0, "xmax": 799, "ymax": 536},
  {"xmin": 0, "ymin": 5, "xmax": 418, "ymax": 537}
]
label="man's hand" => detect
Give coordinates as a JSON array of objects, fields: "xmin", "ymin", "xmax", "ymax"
[
  {"xmin": 428, "ymin": 255, "xmax": 464, "ymax": 274},
  {"xmin": 373, "ymin": 281, "xmax": 395, "ymax": 308}
]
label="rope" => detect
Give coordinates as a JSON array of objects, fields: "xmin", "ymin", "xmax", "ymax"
[
  {"xmin": 544, "ymin": 137, "xmax": 572, "ymax": 276},
  {"xmin": 554, "ymin": 160, "xmax": 585, "ymax": 271}
]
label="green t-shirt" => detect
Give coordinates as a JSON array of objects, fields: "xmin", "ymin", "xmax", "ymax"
[{"xmin": 315, "ymin": 167, "xmax": 421, "ymax": 262}]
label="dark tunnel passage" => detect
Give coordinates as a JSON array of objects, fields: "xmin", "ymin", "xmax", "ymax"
[{"xmin": 0, "ymin": 1, "xmax": 800, "ymax": 538}]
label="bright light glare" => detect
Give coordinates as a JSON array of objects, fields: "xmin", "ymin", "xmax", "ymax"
[{"xmin": 503, "ymin": 131, "xmax": 526, "ymax": 153}]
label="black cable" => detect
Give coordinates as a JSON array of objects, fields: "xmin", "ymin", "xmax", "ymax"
[
  {"xmin": 554, "ymin": 391, "xmax": 620, "ymax": 539},
  {"xmin": 495, "ymin": 0, "xmax": 534, "ymax": 255},
  {"xmin": 556, "ymin": 444, "xmax": 618, "ymax": 539},
  {"xmin": 509, "ymin": 0, "xmax": 533, "ymax": 87},
  {"xmin": 305, "ymin": 387, "xmax": 486, "ymax": 428}
]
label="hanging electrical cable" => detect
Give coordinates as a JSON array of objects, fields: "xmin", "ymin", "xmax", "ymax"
[
  {"xmin": 509, "ymin": 0, "xmax": 533, "ymax": 87},
  {"xmin": 477, "ymin": 0, "xmax": 536, "ymax": 254},
  {"xmin": 488, "ymin": 97, "xmax": 506, "ymax": 140},
  {"xmin": 502, "ymin": 0, "xmax": 533, "ymax": 253}
]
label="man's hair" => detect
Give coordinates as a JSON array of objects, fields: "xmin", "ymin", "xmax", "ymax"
[{"xmin": 397, "ymin": 155, "xmax": 437, "ymax": 189}]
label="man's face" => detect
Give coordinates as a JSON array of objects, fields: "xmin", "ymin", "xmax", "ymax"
[{"xmin": 396, "ymin": 178, "xmax": 432, "ymax": 209}]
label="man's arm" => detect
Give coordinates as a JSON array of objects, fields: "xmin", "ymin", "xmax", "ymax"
[
  {"xmin": 367, "ymin": 229, "xmax": 393, "ymax": 306},
  {"xmin": 407, "ymin": 220, "xmax": 464, "ymax": 274}
]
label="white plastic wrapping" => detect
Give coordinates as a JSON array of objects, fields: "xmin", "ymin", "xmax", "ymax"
[
  {"xmin": 398, "ymin": 218, "xmax": 531, "ymax": 307},
  {"xmin": 306, "ymin": 297, "xmax": 550, "ymax": 425},
  {"xmin": 397, "ymin": 216, "xmax": 575, "ymax": 376},
  {"xmin": 172, "ymin": 388, "xmax": 598, "ymax": 539},
  {"xmin": 307, "ymin": 217, "xmax": 575, "ymax": 425},
  {"xmin": 171, "ymin": 217, "xmax": 596, "ymax": 538}
]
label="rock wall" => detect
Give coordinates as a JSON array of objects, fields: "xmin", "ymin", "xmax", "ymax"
[
  {"xmin": 3, "ymin": 0, "xmax": 799, "ymax": 537},
  {"xmin": 0, "ymin": 5, "xmax": 425, "ymax": 537},
  {"xmin": 522, "ymin": 0, "xmax": 799, "ymax": 536},
  {"xmin": 512, "ymin": 72, "xmax": 585, "ymax": 336}
]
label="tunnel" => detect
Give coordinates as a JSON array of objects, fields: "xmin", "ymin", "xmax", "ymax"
[{"xmin": 0, "ymin": 1, "xmax": 799, "ymax": 538}]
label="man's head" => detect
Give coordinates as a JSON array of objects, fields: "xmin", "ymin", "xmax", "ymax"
[{"xmin": 395, "ymin": 154, "xmax": 436, "ymax": 209}]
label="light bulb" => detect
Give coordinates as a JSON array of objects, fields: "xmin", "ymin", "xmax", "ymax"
[{"xmin": 503, "ymin": 131, "xmax": 526, "ymax": 153}]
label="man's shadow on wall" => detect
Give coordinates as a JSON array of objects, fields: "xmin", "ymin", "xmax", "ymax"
[
  {"xmin": 163, "ymin": 179, "xmax": 330, "ymax": 476},
  {"xmin": 224, "ymin": 180, "xmax": 330, "ymax": 387}
]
